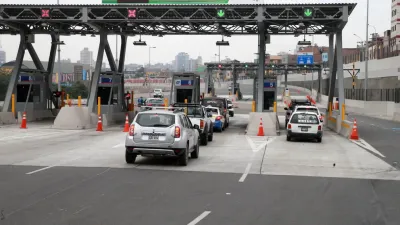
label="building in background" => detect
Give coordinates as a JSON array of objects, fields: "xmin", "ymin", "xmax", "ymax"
[
  {"xmin": 0, "ymin": 44, "xmax": 6, "ymax": 66},
  {"xmin": 80, "ymin": 47, "xmax": 93, "ymax": 65},
  {"xmin": 174, "ymin": 52, "xmax": 190, "ymax": 72},
  {"xmin": 391, "ymin": 0, "xmax": 400, "ymax": 44}
]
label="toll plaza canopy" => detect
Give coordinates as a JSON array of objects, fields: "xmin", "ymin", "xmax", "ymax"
[{"xmin": 0, "ymin": 3, "xmax": 356, "ymax": 35}]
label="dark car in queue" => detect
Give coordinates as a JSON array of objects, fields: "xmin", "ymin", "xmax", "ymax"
[{"xmin": 200, "ymin": 97, "xmax": 229, "ymax": 128}]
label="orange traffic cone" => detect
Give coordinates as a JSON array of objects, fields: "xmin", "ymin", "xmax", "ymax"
[
  {"xmin": 96, "ymin": 115, "xmax": 103, "ymax": 132},
  {"xmin": 20, "ymin": 112, "xmax": 27, "ymax": 129},
  {"xmin": 257, "ymin": 118, "xmax": 264, "ymax": 136},
  {"xmin": 349, "ymin": 119, "xmax": 359, "ymax": 140},
  {"xmin": 123, "ymin": 114, "xmax": 130, "ymax": 132}
]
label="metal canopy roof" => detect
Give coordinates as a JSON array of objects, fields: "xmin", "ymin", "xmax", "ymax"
[{"xmin": 0, "ymin": 3, "xmax": 356, "ymax": 36}]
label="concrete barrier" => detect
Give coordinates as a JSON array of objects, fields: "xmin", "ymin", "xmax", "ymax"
[
  {"xmin": 53, "ymin": 107, "xmax": 97, "ymax": 129},
  {"xmin": 0, "ymin": 112, "xmax": 17, "ymax": 124},
  {"xmin": 246, "ymin": 112, "xmax": 278, "ymax": 136}
]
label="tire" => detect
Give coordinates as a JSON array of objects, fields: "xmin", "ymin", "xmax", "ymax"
[
  {"xmin": 286, "ymin": 136, "xmax": 291, "ymax": 142},
  {"xmin": 178, "ymin": 145, "xmax": 189, "ymax": 166},
  {"xmin": 208, "ymin": 125, "xmax": 213, "ymax": 142},
  {"xmin": 317, "ymin": 137, "xmax": 322, "ymax": 143},
  {"xmin": 201, "ymin": 132, "xmax": 208, "ymax": 145},
  {"xmin": 191, "ymin": 143, "xmax": 199, "ymax": 159},
  {"xmin": 231, "ymin": 112, "xmax": 234, "ymax": 117},
  {"xmin": 125, "ymin": 151, "xmax": 137, "ymax": 164}
]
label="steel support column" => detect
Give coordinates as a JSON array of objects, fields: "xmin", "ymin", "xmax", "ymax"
[
  {"xmin": 118, "ymin": 35, "xmax": 127, "ymax": 109},
  {"xmin": 88, "ymin": 31, "xmax": 107, "ymax": 113},
  {"xmin": 47, "ymin": 34, "xmax": 58, "ymax": 108},
  {"xmin": 284, "ymin": 68, "xmax": 288, "ymax": 88},
  {"xmin": 336, "ymin": 29, "xmax": 345, "ymax": 117},
  {"xmin": 327, "ymin": 33, "xmax": 336, "ymax": 109},
  {"xmin": 2, "ymin": 31, "xmax": 26, "ymax": 113},
  {"xmin": 317, "ymin": 68, "xmax": 322, "ymax": 102},
  {"xmin": 104, "ymin": 41, "xmax": 117, "ymax": 72},
  {"xmin": 257, "ymin": 22, "xmax": 266, "ymax": 112}
]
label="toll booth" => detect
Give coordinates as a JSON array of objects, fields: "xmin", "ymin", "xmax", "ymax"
[
  {"xmin": 253, "ymin": 78, "xmax": 277, "ymax": 111},
  {"xmin": 15, "ymin": 69, "xmax": 52, "ymax": 114},
  {"xmin": 233, "ymin": 83, "xmax": 243, "ymax": 100},
  {"xmin": 170, "ymin": 73, "xmax": 201, "ymax": 104},
  {"xmin": 92, "ymin": 71, "xmax": 125, "ymax": 113}
]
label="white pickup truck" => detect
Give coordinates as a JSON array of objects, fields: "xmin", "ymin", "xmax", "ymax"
[{"xmin": 173, "ymin": 103, "xmax": 214, "ymax": 146}]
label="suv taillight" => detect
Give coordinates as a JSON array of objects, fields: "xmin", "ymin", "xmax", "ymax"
[
  {"xmin": 200, "ymin": 120, "xmax": 204, "ymax": 129},
  {"xmin": 216, "ymin": 116, "xmax": 221, "ymax": 120},
  {"xmin": 224, "ymin": 109, "xmax": 227, "ymax": 113},
  {"xmin": 175, "ymin": 126, "xmax": 181, "ymax": 138},
  {"xmin": 318, "ymin": 125, "xmax": 322, "ymax": 131},
  {"xmin": 288, "ymin": 124, "xmax": 292, "ymax": 129},
  {"xmin": 129, "ymin": 124, "xmax": 135, "ymax": 136}
]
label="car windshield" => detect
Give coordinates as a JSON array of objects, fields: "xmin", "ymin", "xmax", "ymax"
[
  {"xmin": 147, "ymin": 99, "xmax": 164, "ymax": 104},
  {"xmin": 296, "ymin": 107, "xmax": 319, "ymax": 114},
  {"xmin": 202, "ymin": 99, "xmax": 225, "ymax": 108},
  {"xmin": 135, "ymin": 113, "xmax": 175, "ymax": 127},
  {"xmin": 154, "ymin": 89, "xmax": 162, "ymax": 93},
  {"xmin": 186, "ymin": 106, "xmax": 204, "ymax": 118},
  {"xmin": 207, "ymin": 108, "xmax": 219, "ymax": 115},
  {"xmin": 290, "ymin": 113, "xmax": 319, "ymax": 124}
]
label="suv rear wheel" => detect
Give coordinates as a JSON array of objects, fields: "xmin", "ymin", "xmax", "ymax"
[
  {"xmin": 125, "ymin": 151, "xmax": 137, "ymax": 164},
  {"xmin": 191, "ymin": 143, "xmax": 199, "ymax": 158},
  {"xmin": 201, "ymin": 132, "xmax": 208, "ymax": 145},
  {"xmin": 178, "ymin": 145, "xmax": 189, "ymax": 166}
]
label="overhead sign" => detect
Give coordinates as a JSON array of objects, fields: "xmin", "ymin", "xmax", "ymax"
[
  {"xmin": 297, "ymin": 55, "xmax": 314, "ymax": 65},
  {"xmin": 322, "ymin": 52, "xmax": 328, "ymax": 62},
  {"xmin": 263, "ymin": 81, "xmax": 276, "ymax": 88}
]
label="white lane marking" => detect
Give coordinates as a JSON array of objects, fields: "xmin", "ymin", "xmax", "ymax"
[
  {"xmin": 112, "ymin": 143, "xmax": 124, "ymax": 148},
  {"xmin": 26, "ymin": 166, "xmax": 54, "ymax": 175},
  {"xmin": 245, "ymin": 135, "xmax": 257, "ymax": 151},
  {"xmin": 188, "ymin": 211, "xmax": 211, "ymax": 225},
  {"xmin": 25, "ymin": 157, "xmax": 82, "ymax": 175},
  {"xmin": 239, "ymin": 163, "xmax": 252, "ymax": 182},
  {"xmin": 351, "ymin": 139, "xmax": 386, "ymax": 158}
]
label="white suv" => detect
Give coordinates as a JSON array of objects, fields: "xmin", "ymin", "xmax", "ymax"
[
  {"xmin": 293, "ymin": 105, "xmax": 323, "ymax": 123},
  {"xmin": 286, "ymin": 111, "xmax": 323, "ymax": 143}
]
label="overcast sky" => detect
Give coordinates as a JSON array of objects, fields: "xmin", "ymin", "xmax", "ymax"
[{"xmin": 0, "ymin": 0, "xmax": 390, "ymax": 65}]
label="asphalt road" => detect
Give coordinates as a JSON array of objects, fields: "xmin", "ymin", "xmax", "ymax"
[
  {"xmin": 1, "ymin": 113, "xmax": 400, "ymax": 224},
  {"xmin": 346, "ymin": 113, "xmax": 400, "ymax": 166}
]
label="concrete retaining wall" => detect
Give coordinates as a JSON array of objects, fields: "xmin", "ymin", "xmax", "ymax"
[
  {"xmin": 246, "ymin": 112, "xmax": 278, "ymax": 136},
  {"xmin": 287, "ymin": 85, "xmax": 400, "ymax": 121}
]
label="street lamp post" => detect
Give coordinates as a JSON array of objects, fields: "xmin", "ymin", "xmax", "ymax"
[
  {"xmin": 368, "ymin": 24, "xmax": 377, "ymax": 59},
  {"xmin": 57, "ymin": 0, "xmax": 61, "ymax": 92},
  {"xmin": 364, "ymin": 0, "xmax": 369, "ymax": 101}
]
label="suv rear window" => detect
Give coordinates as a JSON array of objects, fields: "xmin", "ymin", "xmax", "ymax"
[
  {"xmin": 290, "ymin": 113, "xmax": 319, "ymax": 124},
  {"xmin": 296, "ymin": 108, "xmax": 318, "ymax": 114},
  {"xmin": 202, "ymin": 99, "xmax": 226, "ymax": 108},
  {"xmin": 147, "ymin": 99, "xmax": 164, "ymax": 104},
  {"xmin": 136, "ymin": 113, "xmax": 175, "ymax": 127}
]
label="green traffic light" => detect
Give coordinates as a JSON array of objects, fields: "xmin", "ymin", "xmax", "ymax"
[{"xmin": 245, "ymin": 65, "xmax": 248, "ymax": 68}]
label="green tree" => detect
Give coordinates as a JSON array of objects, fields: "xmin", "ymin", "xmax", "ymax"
[
  {"xmin": 67, "ymin": 81, "xmax": 88, "ymax": 99},
  {"xmin": 0, "ymin": 71, "xmax": 11, "ymax": 101}
]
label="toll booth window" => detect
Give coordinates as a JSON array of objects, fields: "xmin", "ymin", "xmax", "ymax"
[
  {"xmin": 186, "ymin": 106, "xmax": 204, "ymax": 118},
  {"xmin": 290, "ymin": 114, "xmax": 319, "ymax": 124},
  {"xmin": 16, "ymin": 84, "xmax": 40, "ymax": 102},
  {"xmin": 135, "ymin": 113, "xmax": 175, "ymax": 127}
]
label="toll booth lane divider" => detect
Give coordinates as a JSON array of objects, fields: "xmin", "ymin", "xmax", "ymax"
[{"xmin": 326, "ymin": 112, "xmax": 353, "ymax": 140}]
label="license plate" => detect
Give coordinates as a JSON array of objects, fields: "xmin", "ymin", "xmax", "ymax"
[
  {"xmin": 149, "ymin": 135, "xmax": 159, "ymax": 140},
  {"xmin": 301, "ymin": 128, "xmax": 308, "ymax": 132}
]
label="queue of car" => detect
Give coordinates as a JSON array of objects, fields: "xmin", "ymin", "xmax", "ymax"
[
  {"xmin": 126, "ymin": 92, "xmax": 233, "ymax": 166},
  {"xmin": 284, "ymin": 100, "xmax": 324, "ymax": 143}
]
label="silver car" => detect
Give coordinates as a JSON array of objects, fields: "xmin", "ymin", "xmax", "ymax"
[{"xmin": 125, "ymin": 110, "xmax": 200, "ymax": 166}]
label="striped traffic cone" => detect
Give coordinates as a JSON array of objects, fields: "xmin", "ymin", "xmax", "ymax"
[
  {"xmin": 123, "ymin": 114, "xmax": 129, "ymax": 132},
  {"xmin": 20, "ymin": 112, "xmax": 27, "ymax": 129},
  {"xmin": 96, "ymin": 115, "xmax": 103, "ymax": 132}
]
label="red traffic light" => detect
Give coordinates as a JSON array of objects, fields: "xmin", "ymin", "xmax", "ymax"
[
  {"xmin": 53, "ymin": 91, "xmax": 62, "ymax": 98},
  {"xmin": 125, "ymin": 93, "xmax": 131, "ymax": 99},
  {"xmin": 218, "ymin": 64, "xmax": 222, "ymax": 68},
  {"xmin": 128, "ymin": 9, "xmax": 137, "ymax": 19}
]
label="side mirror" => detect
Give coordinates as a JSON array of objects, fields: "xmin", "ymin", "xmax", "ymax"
[
  {"xmin": 193, "ymin": 124, "xmax": 200, "ymax": 130},
  {"xmin": 284, "ymin": 107, "xmax": 288, "ymax": 110}
]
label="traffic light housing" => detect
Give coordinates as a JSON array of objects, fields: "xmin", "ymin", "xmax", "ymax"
[
  {"xmin": 218, "ymin": 64, "xmax": 222, "ymax": 69},
  {"xmin": 53, "ymin": 91, "xmax": 62, "ymax": 98},
  {"xmin": 125, "ymin": 92, "xmax": 131, "ymax": 100}
]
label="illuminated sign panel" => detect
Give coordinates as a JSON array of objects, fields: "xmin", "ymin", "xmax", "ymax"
[
  {"xmin": 41, "ymin": 9, "xmax": 50, "ymax": 18},
  {"xmin": 127, "ymin": 9, "xmax": 137, "ymax": 19}
]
